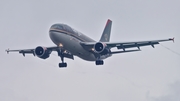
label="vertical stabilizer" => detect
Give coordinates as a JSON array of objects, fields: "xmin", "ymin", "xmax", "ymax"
[{"xmin": 99, "ymin": 19, "xmax": 112, "ymax": 42}]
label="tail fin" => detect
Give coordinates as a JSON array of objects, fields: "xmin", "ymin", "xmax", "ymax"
[{"xmin": 99, "ymin": 19, "xmax": 112, "ymax": 42}]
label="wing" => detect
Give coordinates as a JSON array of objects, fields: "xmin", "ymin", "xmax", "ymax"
[
  {"xmin": 6, "ymin": 46, "xmax": 74, "ymax": 60},
  {"xmin": 6, "ymin": 48, "xmax": 35, "ymax": 56},
  {"xmin": 106, "ymin": 38, "xmax": 174, "ymax": 50},
  {"xmin": 80, "ymin": 38, "xmax": 174, "ymax": 53}
]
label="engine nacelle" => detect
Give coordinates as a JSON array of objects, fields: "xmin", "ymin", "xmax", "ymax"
[
  {"xmin": 34, "ymin": 46, "xmax": 50, "ymax": 59},
  {"xmin": 94, "ymin": 42, "xmax": 110, "ymax": 55}
]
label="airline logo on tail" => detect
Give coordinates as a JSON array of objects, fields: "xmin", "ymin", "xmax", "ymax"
[
  {"xmin": 100, "ymin": 19, "xmax": 112, "ymax": 42},
  {"xmin": 104, "ymin": 33, "xmax": 108, "ymax": 41}
]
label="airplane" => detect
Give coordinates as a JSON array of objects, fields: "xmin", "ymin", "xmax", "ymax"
[{"xmin": 6, "ymin": 19, "xmax": 174, "ymax": 68}]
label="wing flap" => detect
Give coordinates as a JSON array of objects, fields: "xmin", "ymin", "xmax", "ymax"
[
  {"xmin": 111, "ymin": 49, "xmax": 141, "ymax": 54},
  {"xmin": 116, "ymin": 41, "xmax": 159, "ymax": 50}
]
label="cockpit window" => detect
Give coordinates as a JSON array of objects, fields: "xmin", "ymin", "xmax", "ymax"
[
  {"xmin": 63, "ymin": 25, "xmax": 73, "ymax": 33},
  {"xmin": 51, "ymin": 24, "xmax": 76, "ymax": 34},
  {"xmin": 51, "ymin": 24, "xmax": 63, "ymax": 30},
  {"xmin": 72, "ymin": 28, "xmax": 82, "ymax": 36}
]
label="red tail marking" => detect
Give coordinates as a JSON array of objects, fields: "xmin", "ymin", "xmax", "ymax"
[{"xmin": 106, "ymin": 19, "xmax": 111, "ymax": 27}]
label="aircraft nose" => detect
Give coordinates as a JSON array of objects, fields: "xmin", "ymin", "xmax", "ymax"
[{"xmin": 49, "ymin": 31, "xmax": 59, "ymax": 42}]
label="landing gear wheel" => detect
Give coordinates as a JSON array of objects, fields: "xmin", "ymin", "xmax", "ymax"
[
  {"xmin": 95, "ymin": 60, "xmax": 104, "ymax": 65},
  {"xmin": 57, "ymin": 49, "xmax": 68, "ymax": 68},
  {"xmin": 59, "ymin": 63, "xmax": 67, "ymax": 68}
]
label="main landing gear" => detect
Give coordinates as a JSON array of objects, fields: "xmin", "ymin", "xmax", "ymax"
[
  {"xmin": 58, "ymin": 50, "xmax": 67, "ymax": 68},
  {"xmin": 59, "ymin": 62, "xmax": 67, "ymax": 67},
  {"xmin": 95, "ymin": 60, "xmax": 104, "ymax": 65}
]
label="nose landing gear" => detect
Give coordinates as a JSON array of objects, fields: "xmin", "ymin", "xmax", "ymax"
[{"xmin": 58, "ymin": 49, "xmax": 67, "ymax": 68}]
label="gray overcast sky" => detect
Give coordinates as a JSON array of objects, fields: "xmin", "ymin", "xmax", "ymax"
[{"xmin": 0, "ymin": 0, "xmax": 180, "ymax": 101}]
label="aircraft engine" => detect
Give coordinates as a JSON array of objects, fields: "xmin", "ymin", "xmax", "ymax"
[
  {"xmin": 94, "ymin": 42, "xmax": 110, "ymax": 55},
  {"xmin": 34, "ymin": 46, "xmax": 50, "ymax": 59}
]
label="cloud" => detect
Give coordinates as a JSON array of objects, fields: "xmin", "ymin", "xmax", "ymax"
[
  {"xmin": 0, "ymin": 88, "xmax": 29, "ymax": 101},
  {"xmin": 147, "ymin": 81, "xmax": 180, "ymax": 101}
]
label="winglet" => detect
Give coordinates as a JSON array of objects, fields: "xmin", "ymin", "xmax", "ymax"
[
  {"xmin": 169, "ymin": 37, "xmax": 174, "ymax": 43},
  {"xmin": 6, "ymin": 49, "xmax": 9, "ymax": 54}
]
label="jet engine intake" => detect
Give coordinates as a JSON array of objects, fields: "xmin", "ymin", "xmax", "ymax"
[
  {"xmin": 34, "ymin": 46, "xmax": 50, "ymax": 59},
  {"xmin": 94, "ymin": 42, "xmax": 110, "ymax": 55}
]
